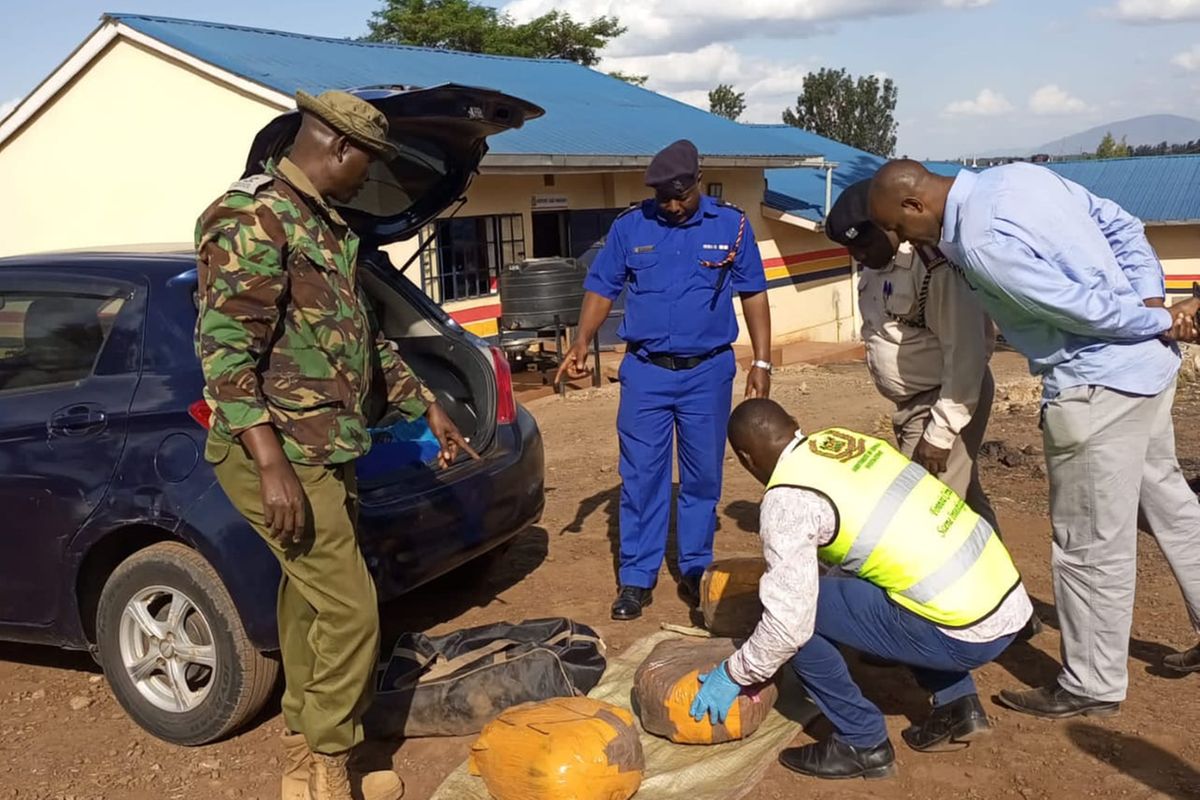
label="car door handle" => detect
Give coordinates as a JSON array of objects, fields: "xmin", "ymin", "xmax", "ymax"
[{"xmin": 48, "ymin": 404, "xmax": 107, "ymax": 437}]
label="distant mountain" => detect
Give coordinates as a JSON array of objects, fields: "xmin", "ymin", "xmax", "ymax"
[{"xmin": 970, "ymin": 114, "xmax": 1200, "ymax": 159}]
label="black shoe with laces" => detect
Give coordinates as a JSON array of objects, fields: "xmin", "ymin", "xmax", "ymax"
[
  {"xmin": 902, "ymin": 694, "xmax": 992, "ymax": 753},
  {"xmin": 611, "ymin": 586, "xmax": 653, "ymax": 620},
  {"xmin": 1163, "ymin": 641, "xmax": 1200, "ymax": 674},
  {"xmin": 997, "ymin": 685, "xmax": 1120, "ymax": 719}
]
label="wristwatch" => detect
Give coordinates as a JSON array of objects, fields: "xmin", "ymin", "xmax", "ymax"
[{"xmin": 750, "ymin": 360, "xmax": 773, "ymax": 374}]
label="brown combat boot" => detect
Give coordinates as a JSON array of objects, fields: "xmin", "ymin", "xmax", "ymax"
[
  {"xmin": 281, "ymin": 731, "xmax": 312, "ymax": 800},
  {"xmin": 309, "ymin": 752, "xmax": 354, "ymax": 800},
  {"xmin": 307, "ymin": 749, "xmax": 404, "ymax": 800}
]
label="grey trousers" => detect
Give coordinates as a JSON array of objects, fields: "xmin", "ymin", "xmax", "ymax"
[
  {"xmin": 893, "ymin": 367, "xmax": 1000, "ymax": 533},
  {"xmin": 1043, "ymin": 380, "xmax": 1200, "ymax": 702}
]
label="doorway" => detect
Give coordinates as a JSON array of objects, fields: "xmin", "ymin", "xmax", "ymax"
[{"xmin": 531, "ymin": 211, "xmax": 570, "ymax": 258}]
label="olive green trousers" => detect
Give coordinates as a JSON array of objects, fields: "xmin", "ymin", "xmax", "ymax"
[{"xmin": 211, "ymin": 439, "xmax": 379, "ymax": 754}]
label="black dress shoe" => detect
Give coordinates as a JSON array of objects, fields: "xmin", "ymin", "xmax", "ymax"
[
  {"xmin": 778, "ymin": 737, "xmax": 897, "ymax": 780},
  {"xmin": 902, "ymin": 694, "xmax": 991, "ymax": 753},
  {"xmin": 997, "ymin": 685, "xmax": 1120, "ymax": 719},
  {"xmin": 1163, "ymin": 642, "xmax": 1200, "ymax": 674},
  {"xmin": 677, "ymin": 574, "xmax": 702, "ymax": 608},
  {"xmin": 611, "ymin": 586, "xmax": 653, "ymax": 620}
]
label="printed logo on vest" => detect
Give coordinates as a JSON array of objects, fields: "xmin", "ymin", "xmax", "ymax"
[{"xmin": 808, "ymin": 431, "xmax": 866, "ymax": 463}]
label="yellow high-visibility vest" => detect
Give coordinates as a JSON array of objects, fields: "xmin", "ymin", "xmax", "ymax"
[{"xmin": 767, "ymin": 427, "xmax": 1021, "ymax": 628}]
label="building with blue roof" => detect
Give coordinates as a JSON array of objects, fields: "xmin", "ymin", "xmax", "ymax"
[{"xmin": 0, "ymin": 12, "xmax": 873, "ymax": 343}]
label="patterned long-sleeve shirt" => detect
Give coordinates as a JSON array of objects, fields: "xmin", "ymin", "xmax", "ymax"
[
  {"xmin": 195, "ymin": 157, "xmax": 434, "ymax": 466},
  {"xmin": 726, "ymin": 484, "xmax": 1033, "ymax": 686}
]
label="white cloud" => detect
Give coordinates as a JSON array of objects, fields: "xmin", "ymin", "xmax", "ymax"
[
  {"xmin": 503, "ymin": 0, "xmax": 992, "ymax": 55},
  {"xmin": 1173, "ymin": 44, "xmax": 1200, "ymax": 70},
  {"xmin": 0, "ymin": 98, "xmax": 18, "ymax": 122},
  {"xmin": 602, "ymin": 43, "xmax": 821, "ymax": 122},
  {"xmin": 1028, "ymin": 84, "xmax": 1090, "ymax": 115},
  {"xmin": 1105, "ymin": 0, "xmax": 1200, "ymax": 22},
  {"xmin": 942, "ymin": 89, "xmax": 1014, "ymax": 116}
]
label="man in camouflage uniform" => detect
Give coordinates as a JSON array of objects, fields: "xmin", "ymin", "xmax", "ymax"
[{"xmin": 196, "ymin": 90, "xmax": 474, "ymax": 800}]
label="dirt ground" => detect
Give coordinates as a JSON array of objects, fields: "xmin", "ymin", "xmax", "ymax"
[{"xmin": 4, "ymin": 349, "xmax": 1200, "ymax": 800}]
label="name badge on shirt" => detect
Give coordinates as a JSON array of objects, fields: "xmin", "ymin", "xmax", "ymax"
[
  {"xmin": 701, "ymin": 243, "xmax": 731, "ymax": 251},
  {"xmin": 633, "ymin": 245, "xmax": 655, "ymax": 253}
]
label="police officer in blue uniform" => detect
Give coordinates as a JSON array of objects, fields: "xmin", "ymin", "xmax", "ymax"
[{"xmin": 556, "ymin": 140, "xmax": 774, "ymax": 620}]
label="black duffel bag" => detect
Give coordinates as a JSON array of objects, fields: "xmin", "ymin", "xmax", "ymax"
[{"xmin": 364, "ymin": 617, "xmax": 606, "ymax": 738}]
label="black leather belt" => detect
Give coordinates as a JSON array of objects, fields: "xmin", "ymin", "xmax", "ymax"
[{"xmin": 638, "ymin": 345, "xmax": 731, "ymax": 371}]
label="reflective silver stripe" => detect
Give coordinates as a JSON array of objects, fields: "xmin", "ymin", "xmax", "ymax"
[
  {"xmin": 842, "ymin": 462, "xmax": 926, "ymax": 572},
  {"xmin": 901, "ymin": 518, "xmax": 995, "ymax": 604}
]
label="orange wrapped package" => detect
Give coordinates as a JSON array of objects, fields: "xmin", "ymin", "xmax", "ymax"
[
  {"xmin": 468, "ymin": 696, "xmax": 644, "ymax": 800},
  {"xmin": 632, "ymin": 638, "xmax": 777, "ymax": 745},
  {"xmin": 700, "ymin": 557, "xmax": 767, "ymax": 637}
]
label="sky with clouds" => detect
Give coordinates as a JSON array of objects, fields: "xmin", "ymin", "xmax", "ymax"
[{"xmin": 2, "ymin": 0, "xmax": 1200, "ymax": 157}]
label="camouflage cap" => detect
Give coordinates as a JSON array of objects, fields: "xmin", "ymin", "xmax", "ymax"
[{"xmin": 296, "ymin": 89, "xmax": 399, "ymax": 160}]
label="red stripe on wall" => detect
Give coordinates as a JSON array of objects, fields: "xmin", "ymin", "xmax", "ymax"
[
  {"xmin": 762, "ymin": 247, "xmax": 849, "ymax": 269},
  {"xmin": 447, "ymin": 303, "xmax": 503, "ymax": 325}
]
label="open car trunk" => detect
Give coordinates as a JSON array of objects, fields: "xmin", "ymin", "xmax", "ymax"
[{"xmin": 357, "ymin": 261, "xmax": 497, "ymax": 486}]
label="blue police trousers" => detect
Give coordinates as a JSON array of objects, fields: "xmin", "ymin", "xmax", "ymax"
[
  {"xmin": 792, "ymin": 576, "xmax": 1016, "ymax": 748},
  {"xmin": 616, "ymin": 349, "xmax": 736, "ymax": 588}
]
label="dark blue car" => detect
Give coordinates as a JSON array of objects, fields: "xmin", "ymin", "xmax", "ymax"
[{"xmin": 0, "ymin": 85, "xmax": 545, "ymax": 745}]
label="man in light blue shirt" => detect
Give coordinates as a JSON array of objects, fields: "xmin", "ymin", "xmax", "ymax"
[{"xmin": 868, "ymin": 159, "xmax": 1200, "ymax": 720}]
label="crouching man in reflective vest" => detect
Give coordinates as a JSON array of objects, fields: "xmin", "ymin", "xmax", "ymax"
[{"xmin": 690, "ymin": 398, "xmax": 1033, "ymax": 780}]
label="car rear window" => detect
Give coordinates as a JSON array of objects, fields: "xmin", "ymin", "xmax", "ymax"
[{"xmin": 346, "ymin": 136, "xmax": 449, "ymax": 220}]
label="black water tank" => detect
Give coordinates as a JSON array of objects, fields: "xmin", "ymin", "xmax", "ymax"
[{"xmin": 498, "ymin": 257, "xmax": 587, "ymax": 330}]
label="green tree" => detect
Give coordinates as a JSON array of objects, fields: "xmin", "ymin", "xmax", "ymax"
[
  {"xmin": 708, "ymin": 84, "xmax": 746, "ymax": 121},
  {"xmin": 365, "ymin": 0, "xmax": 625, "ymax": 66},
  {"xmin": 781, "ymin": 68, "xmax": 899, "ymax": 156},
  {"xmin": 609, "ymin": 72, "xmax": 649, "ymax": 87},
  {"xmin": 1095, "ymin": 131, "xmax": 1132, "ymax": 159}
]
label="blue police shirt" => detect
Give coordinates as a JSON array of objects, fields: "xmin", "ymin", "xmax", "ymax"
[
  {"xmin": 583, "ymin": 195, "xmax": 768, "ymax": 357},
  {"xmin": 940, "ymin": 164, "xmax": 1178, "ymax": 400}
]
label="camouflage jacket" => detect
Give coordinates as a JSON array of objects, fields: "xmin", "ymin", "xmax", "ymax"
[{"xmin": 195, "ymin": 157, "xmax": 435, "ymax": 466}]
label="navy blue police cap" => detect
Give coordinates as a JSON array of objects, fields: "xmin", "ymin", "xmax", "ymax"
[
  {"xmin": 824, "ymin": 178, "xmax": 895, "ymax": 269},
  {"xmin": 645, "ymin": 139, "xmax": 700, "ymax": 193}
]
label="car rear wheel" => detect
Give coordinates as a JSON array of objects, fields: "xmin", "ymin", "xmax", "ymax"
[{"xmin": 96, "ymin": 542, "xmax": 278, "ymax": 745}]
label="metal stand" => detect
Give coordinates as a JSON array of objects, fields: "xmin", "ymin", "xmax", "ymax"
[
  {"xmin": 553, "ymin": 314, "xmax": 566, "ymax": 397},
  {"xmin": 547, "ymin": 314, "xmax": 602, "ymax": 395}
]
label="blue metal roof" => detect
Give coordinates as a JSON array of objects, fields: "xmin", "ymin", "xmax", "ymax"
[
  {"xmin": 1045, "ymin": 156, "xmax": 1200, "ymax": 223},
  {"xmin": 754, "ymin": 125, "xmax": 967, "ymax": 223},
  {"xmin": 107, "ymin": 13, "xmax": 817, "ymax": 161}
]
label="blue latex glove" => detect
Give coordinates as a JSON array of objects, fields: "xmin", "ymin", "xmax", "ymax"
[{"xmin": 689, "ymin": 660, "xmax": 742, "ymax": 724}]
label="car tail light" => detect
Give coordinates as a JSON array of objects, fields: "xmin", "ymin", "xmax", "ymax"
[
  {"xmin": 188, "ymin": 400, "xmax": 213, "ymax": 430},
  {"xmin": 490, "ymin": 346, "xmax": 517, "ymax": 425}
]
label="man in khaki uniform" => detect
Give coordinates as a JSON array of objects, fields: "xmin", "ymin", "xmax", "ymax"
[
  {"xmin": 827, "ymin": 179, "xmax": 997, "ymax": 528},
  {"xmin": 195, "ymin": 90, "xmax": 474, "ymax": 800}
]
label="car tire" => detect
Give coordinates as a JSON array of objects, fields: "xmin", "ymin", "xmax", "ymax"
[{"xmin": 95, "ymin": 542, "xmax": 279, "ymax": 746}]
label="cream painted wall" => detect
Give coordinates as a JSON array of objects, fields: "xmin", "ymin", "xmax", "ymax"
[
  {"xmin": 0, "ymin": 39, "xmax": 282, "ymax": 257},
  {"xmin": 1148, "ymin": 226, "xmax": 1200, "ymax": 291}
]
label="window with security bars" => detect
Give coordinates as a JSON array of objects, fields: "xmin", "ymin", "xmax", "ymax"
[{"xmin": 422, "ymin": 214, "xmax": 526, "ymax": 304}]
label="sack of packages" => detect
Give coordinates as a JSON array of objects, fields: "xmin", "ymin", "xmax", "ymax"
[
  {"xmin": 700, "ymin": 557, "xmax": 767, "ymax": 637},
  {"xmin": 632, "ymin": 638, "xmax": 777, "ymax": 745},
  {"xmin": 468, "ymin": 696, "xmax": 644, "ymax": 800}
]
